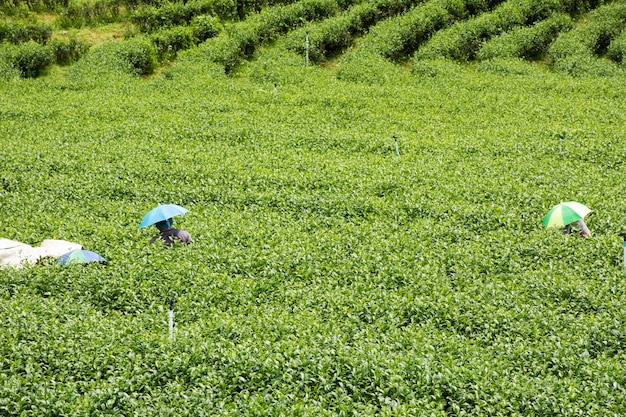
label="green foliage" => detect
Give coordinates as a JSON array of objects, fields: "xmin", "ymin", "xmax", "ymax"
[
  {"xmin": 0, "ymin": 0, "xmax": 70, "ymax": 13},
  {"xmin": 55, "ymin": 0, "xmax": 123, "ymax": 29},
  {"xmin": 190, "ymin": 13, "xmax": 222, "ymax": 42},
  {"xmin": 68, "ymin": 36, "xmax": 156, "ymax": 82},
  {"xmin": 411, "ymin": 56, "xmax": 465, "ymax": 76},
  {"xmin": 200, "ymin": 0, "xmax": 351, "ymax": 72},
  {"xmin": 607, "ymin": 29, "xmax": 626, "ymax": 63},
  {"xmin": 0, "ymin": 40, "xmax": 52, "ymax": 77},
  {"xmin": 48, "ymin": 37, "xmax": 90, "ymax": 65},
  {"xmin": 150, "ymin": 25, "xmax": 194, "ymax": 61},
  {"xmin": 415, "ymin": 0, "xmax": 572, "ymax": 61},
  {"xmin": 0, "ymin": 20, "xmax": 52, "ymax": 44},
  {"xmin": 477, "ymin": 12, "xmax": 572, "ymax": 60},
  {"xmin": 3, "ymin": 50, "xmax": 626, "ymax": 414},
  {"xmin": 282, "ymin": 0, "xmax": 433, "ymax": 64},
  {"xmin": 475, "ymin": 56, "xmax": 539, "ymax": 74},
  {"xmin": 5, "ymin": 0, "xmax": 626, "ymax": 414},
  {"xmin": 336, "ymin": 47, "xmax": 403, "ymax": 83},
  {"xmin": 356, "ymin": 0, "xmax": 473, "ymax": 62},
  {"xmin": 548, "ymin": 1, "xmax": 626, "ymax": 76},
  {"xmin": 130, "ymin": 0, "xmax": 237, "ymax": 33}
]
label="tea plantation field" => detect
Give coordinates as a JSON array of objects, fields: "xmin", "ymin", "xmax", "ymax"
[{"xmin": 2, "ymin": 36, "xmax": 626, "ymax": 415}]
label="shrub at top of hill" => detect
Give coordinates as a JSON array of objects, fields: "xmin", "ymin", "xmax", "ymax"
[
  {"xmin": 0, "ymin": 40, "xmax": 52, "ymax": 77},
  {"xmin": 0, "ymin": 20, "xmax": 52, "ymax": 44}
]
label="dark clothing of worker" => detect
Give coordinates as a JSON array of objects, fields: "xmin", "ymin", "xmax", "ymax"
[
  {"xmin": 562, "ymin": 219, "xmax": 591, "ymax": 237},
  {"xmin": 151, "ymin": 228, "xmax": 193, "ymax": 246},
  {"xmin": 151, "ymin": 218, "xmax": 192, "ymax": 246}
]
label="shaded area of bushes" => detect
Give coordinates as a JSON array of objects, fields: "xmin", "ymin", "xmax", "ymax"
[
  {"xmin": 0, "ymin": 20, "xmax": 52, "ymax": 44},
  {"xmin": 548, "ymin": 1, "xmax": 626, "ymax": 75},
  {"xmin": 607, "ymin": 29, "xmax": 626, "ymax": 63},
  {"xmin": 0, "ymin": 37, "xmax": 88, "ymax": 78},
  {"xmin": 0, "ymin": 41, "xmax": 52, "ymax": 77},
  {"xmin": 477, "ymin": 12, "xmax": 572, "ymax": 60}
]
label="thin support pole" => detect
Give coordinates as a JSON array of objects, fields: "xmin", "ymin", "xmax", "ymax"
[{"xmin": 305, "ymin": 33, "xmax": 309, "ymax": 66}]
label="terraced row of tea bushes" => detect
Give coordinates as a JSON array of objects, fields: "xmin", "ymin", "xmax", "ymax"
[
  {"xmin": 415, "ymin": 0, "xmax": 605, "ymax": 61},
  {"xmin": 0, "ymin": 37, "xmax": 88, "ymax": 77},
  {"xmin": 281, "ymin": 0, "xmax": 428, "ymax": 63},
  {"xmin": 548, "ymin": 1, "xmax": 626, "ymax": 76},
  {"xmin": 476, "ymin": 12, "xmax": 572, "ymax": 59},
  {"xmin": 199, "ymin": 0, "xmax": 358, "ymax": 71},
  {"xmin": 0, "ymin": 20, "xmax": 52, "ymax": 44},
  {"xmin": 349, "ymin": 0, "xmax": 484, "ymax": 62}
]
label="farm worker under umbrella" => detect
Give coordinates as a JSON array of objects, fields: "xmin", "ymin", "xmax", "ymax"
[
  {"xmin": 562, "ymin": 219, "xmax": 591, "ymax": 237},
  {"xmin": 150, "ymin": 218, "xmax": 193, "ymax": 246}
]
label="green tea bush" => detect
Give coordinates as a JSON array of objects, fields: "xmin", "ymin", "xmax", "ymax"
[
  {"xmin": 283, "ymin": 2, "xmax": 375, "ymax": 64},
  {"xmin": 1, "ymin": 0, "xmax": 69, "ymax": 13},
  {"xmin": 336, "ymin": 48, "xmax": 403, "ymax": 83},
  {"xmin": 415, "ymin": 0, "xmax": 574, "ymax": 61},
  {"xmin": 283, "ymin": 0, "xmax": 434, "ymax": 64},
  {"xmin": 190, "ymin": 14, "xmax": 222, "ymax": 42},
  {"xmin": 355, "ymin": 0, "xmax": 473, "ymax": 62},
  {"xmin": 200, "ymin": 0, "xmax": 347, "ymax": 72},
  {"xmin": 548, "ymin": 2, "xmax": 626, "ymax": 75},
  {"xmin": 607, "ymin": 29, "xmax": 626, "ymax": 63},
  {"xmin": 56, "ymin": 0, "xmax": 122, "ymax": 29},
  {"xmin": 130, "ymin": 0, "xmax": 237, "ymax": 33},
  {"xmin": 0, "ymin": 40, "xmax": 52, "ymax": 77},
  {"xmin": 477, "ymin": 13, "xmax": 572, "ymax": 60},
  {"xmin": 48, "ymin": 37, "xmax": 90, "ymax": 65},
  {"xmin": 0, "ymin": 48, "xmax": 21, "ymax": 79},
  {"xmin": 476, "ymin": 56, "xmax": 540, "ymax": 74},
  {"xmin": 150, "ymin": 26, "xmax": 194, "ymax": 61},
  {"xmin": 68, "ymin": 36, "xmax": 156, "ymax": 81},
  {"xmin": 0, "ymin": 20, "xmax": 52, "ymax": 44},
  {"xmin": 113, "ymin": 36, "xmax": 158, "ymax": 74},
  {"xmin": 411, "ymin": 56, "xmax": 465, "ymax": 76},
  {"xmin": 247, "ymin": 46, "xmax": 308, "ymax": 84}
]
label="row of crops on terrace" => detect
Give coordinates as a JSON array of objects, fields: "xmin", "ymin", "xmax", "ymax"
[{"xmin": 1, "ymin": 0, "xmax": 626, "ymax": 79}]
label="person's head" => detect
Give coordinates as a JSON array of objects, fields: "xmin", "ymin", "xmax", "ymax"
[{"xmin": 155, "ymin": 218, "xmax": 173, "ymax": 231}]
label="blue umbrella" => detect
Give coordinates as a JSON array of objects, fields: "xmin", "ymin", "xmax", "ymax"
[
  {"xmin": 57, "ymin": 250, "xmax": 106, "ymax": 265},
  {"xmin": 139, "ymin": 204, "xmax": 189, "ymax": 228}
]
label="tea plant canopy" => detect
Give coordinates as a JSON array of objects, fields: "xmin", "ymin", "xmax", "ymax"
[
  {"xmin": 139, "ymin": 204, "xmax": 189, "ymax": 228},
  {"xmin": 541, "ymin": 201, "xmax": 591, "ymax": 229}
]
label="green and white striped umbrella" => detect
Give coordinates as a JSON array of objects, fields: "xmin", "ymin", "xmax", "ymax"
[{"xmin": 541, "ymin": 201, "xmax": 591, "ymax": 229}]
